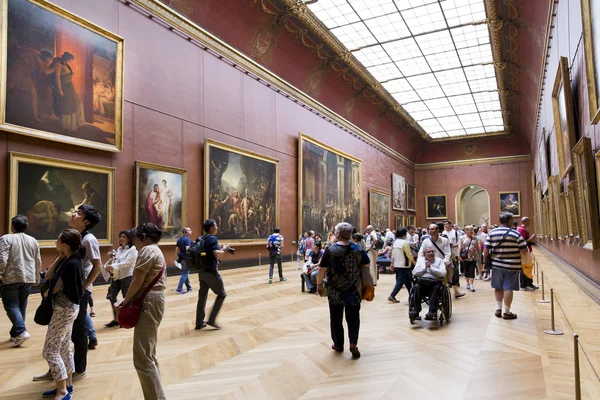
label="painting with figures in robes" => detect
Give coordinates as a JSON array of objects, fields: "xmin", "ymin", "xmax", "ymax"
[
  {"xmin": 1, "ymin": 0, "xmax": 124, "ymax": 151},
  {"xmin": 369, "ymin": 189, "xmax": 390, "ymax": 231},
  {"xmin": 205, "ymin": 140, "xmax": 279, "ymax": 243},
  {"xmin": 392, "ymin": 173, "xmax": 405, "ymax": 211},
  {"xmin": 135, "ymin": 162, "xmax": 186, "ymax": 245},
  {"xmin": 8, "ymin": 152, "xmax": 114, "ymax": 247},
  {"xmin": 299, "ymin": 133, "xmax": 361, "ymax": 236}
]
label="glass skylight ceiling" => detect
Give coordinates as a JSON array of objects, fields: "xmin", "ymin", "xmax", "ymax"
[{"xmin": 307, "ymin": 0, "xmax": 505, "ymax": 139}]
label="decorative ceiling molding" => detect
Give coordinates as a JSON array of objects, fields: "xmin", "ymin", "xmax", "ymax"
[{"xmin": 415, "ymin": 154, "xmax": 531, "ymax": 170}]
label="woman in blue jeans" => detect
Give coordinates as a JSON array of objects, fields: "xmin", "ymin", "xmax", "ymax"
[{"xmin": 388, "ymin": 228, "xmax": 415, "ymax": 303}]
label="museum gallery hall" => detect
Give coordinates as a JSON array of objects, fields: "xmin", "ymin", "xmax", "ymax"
[{"xmin": 0, "ymin": 0, "xmax": 599, "ymax": 399}]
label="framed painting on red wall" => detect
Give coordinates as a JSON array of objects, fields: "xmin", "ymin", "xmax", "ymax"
[
  {"xmin": 395, "ymin": 214, "xmax": 404, "ymax": 230},
  {"xmin": 392, "ymin": 173, "xmax": 405, "ymax": 211},
  {"xmin": 425, "ymin": 194, "xmax": 447, "ymax": 220},
  {"xmin": 369, "ymin": 189, "xmax": 390, "ymax": 231},
  {"xmin": 499, "ymin": 191, "xmax": 520, "ymax": 217},
  {"xmin": 551, "ymin": 57, "xmax": 577, "ymax": 179},
  {"xmin": 0, "ymin": 0, "xmax": 124, "ymax": 152},
  {"xmin": 581, "ymin": 0, "xmax": 600, "ymax": 124},
  {"xmin": 407, "ymin": 215, "xmax": 416, "ymax": 227},
  {"xmin": 406, "ymin": 183, "xmax": 416, "ymax": 212},
  {"xmin": 572, "ymin": 137, "xmax": 600, "ymax": 249}
]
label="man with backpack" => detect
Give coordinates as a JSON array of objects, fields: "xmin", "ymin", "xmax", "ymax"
[{"xmin": 267, "ymin": 228, "xmax": 286, "ymax": 284}]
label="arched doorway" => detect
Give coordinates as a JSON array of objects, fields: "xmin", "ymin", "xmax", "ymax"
[{"xmin": 456, "ymin": 185, "xmax": 490, "ymax": 227}]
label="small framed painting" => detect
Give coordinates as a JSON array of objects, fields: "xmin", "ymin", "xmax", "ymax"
[
  {"xmin": 499, "ymin": 191, "xmax": 520, "ymax": 217},
  {"xmin": 395, "ymin": 214, "xmax": 404, "ymax": 229},
  {"xmin": 406, "ymin": 184, "xmax": 416, "ymax": 212},
  {"xmin": 425, "ymin": 194, "xmax": 447, "ymax": 219},
  {"xmin": 407, "ymin": 215, "xmax": 416, "ymax": 227},
  {"xmin": 392, "ymin": 173, "xmax": 406, "ymax": 211},
  {"xmin": 369, "ymin": 189, "xmax": 390, "ymax": 231}
]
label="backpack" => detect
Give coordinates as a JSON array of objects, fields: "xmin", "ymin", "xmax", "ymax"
[
  {"xmin": 267, "ymin": 234, "xmax": 280, "ymax": 253},
  {"xmin": 374, "ymin": 233, "xmax": 384, "ymax": 250},
  {"xmin": 187, "ymin": 235, "xmax": 209, "ymax": 273}
]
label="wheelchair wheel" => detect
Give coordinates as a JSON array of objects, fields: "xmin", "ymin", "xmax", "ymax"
[
  {"xmin": 408, "ymin": 285, "xmax": 417, "ymax": 324},
  {"xmin": 442, "ymin": 285, "xmax": 452, "ymax": 322}
]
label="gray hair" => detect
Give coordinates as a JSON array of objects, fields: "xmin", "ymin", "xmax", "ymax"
[
  {"xmin": 499, "ymin": 212, "xmax": 514, "ymax": 224},
  {"xmin": 335, "ymin": 222, "xmax": 353, "ymax": 240}
]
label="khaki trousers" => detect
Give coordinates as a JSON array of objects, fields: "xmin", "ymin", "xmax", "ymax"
[
  {"xmin": 133, "ymin": 291, "xmax": 166, "ymax": 400},
  {"xmin": 368, "ymin": 249, "xmax": 378, "ymax": 286}
]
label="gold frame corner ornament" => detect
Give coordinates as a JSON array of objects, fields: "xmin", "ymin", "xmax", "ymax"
[
  {"xmin": 551, "ymin": 57, "xmax": 577, "ymax": 179},
  {"xmin": 572, "ymin": 137, "xmax": 600, "ymax": 249},
  {"xmin": 8, "ymin": 151, "xmax": 115, "ymax": 248},
  {"xmin": 204, "ymin": 138, "xmax": 280, "ymax": 245},
  {"xmin": 134, "ymin": 161, "xmax": 188, "ymax": 246},
  {"xmin": 425, "ymin": 194, "xmax": 448, "ymax": 220},
  {"xmin": 581, "ymin": 0, "xmax": 600, "ymax": 124},
  {"xmin": 498, "ymin": 190, "xmax": 521, "ymax": 218},
  {"xmin": 0, "ymin": 0, "xmax": 125, "ymax": 152}
]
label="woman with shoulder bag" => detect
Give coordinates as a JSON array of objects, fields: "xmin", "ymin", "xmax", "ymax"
[
  {"xmin": 458, "ymin": 226, "xmax": 480, "ymax": 292},
  {"xmin": 41, "ymin": 229, "xmax": 85, "ymax": 400},
  {"xmin": 114, "ymin": 223, "xmax": 166, "ymax": 400}
]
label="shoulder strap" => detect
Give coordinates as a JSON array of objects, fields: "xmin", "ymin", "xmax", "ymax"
[
  {"xmin": 490, "ymin": 229, "xmax": 511, "ymax": 256},
  {"xmin": 427, "ymin": 238, "xmax": 445, "ymax": 258},
  {"xmin": 142, "ymin": 263, "xmax": 165, "ymax": 297}
]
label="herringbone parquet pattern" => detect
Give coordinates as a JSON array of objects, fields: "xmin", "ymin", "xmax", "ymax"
[{"xmin": 0, "ymin": 259, "xmax": 598, "ymax": 399}]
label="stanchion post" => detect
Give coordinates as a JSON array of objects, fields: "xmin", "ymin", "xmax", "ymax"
[
  {"xmin": 543, "ymin": 289, "xmax": 563, "ymax": 335},
  {"xmin": 574, "ymin": 333, "xmax": 581, "ymax": 400},
  {"xmin": 537, "ymin": 271, "xmax": 550, "ymax": 303},
  {"xmin": 259, "ymin": 253, "xmax": 262, "ymax": 268}
]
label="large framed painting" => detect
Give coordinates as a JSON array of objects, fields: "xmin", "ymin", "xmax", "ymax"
[
  {"xmin": 537, "ymin": 128, "xmax": 549, "ymax": 193},
  {"xmin": 567, "ymin": 181, "xmax": 580, "ymax": 238},
  {"xmin": 581, "ymin": 0, "xmax": 600, "ymax": 124},
  {"xmin": 395, "ymin": 214, "xmax": 404, "ymax": 229},
  {"xmin": 299, "ymin": 133, "xmax": 361, "ymax": 236},
  {"xmin": 369, "ymin": 189, "xmax": 390, "ymax": 231},
  {"xmin": 8, "ymin": 152, "xmax": 114, "ymax": 247},
  {"xmin": 205, "ymin": 139, "xmax": 279, "ymax": 243},
  {"xmin": 0, "ymin": 0, "xmax": 124, "ymax": 152},
  {"xmin": 406, "ymin": 183, "xmax": 416, "ymax": 212},
  {"xmin": 425, "ymin": 194, "xmax": 447, "ymax": 219},
  {"xmin": 392, "ymin": 173, "xmax": 405, "ymax": 211},
  {"xmin": 551, "ymin": 57, "xmax": 577, "ymax": 179},
  {"xmin": 135, "ymin": 162, "xmax": 186, "ymax": 245},
  {"xmin": 407, "ymin": 215, "xmax": 416, "ymax": 227},
  {"xmin": 499, "ymin": 191, "xmax": 521, "ymax": 217},
  {"xmin": 572, "ymin": 137, "xmax": 600, "ymax": 249}
]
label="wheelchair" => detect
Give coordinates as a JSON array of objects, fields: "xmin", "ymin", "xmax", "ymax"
[{"xmin": 408, "ymin": 277, "xmax": 452, "ymax": 326}]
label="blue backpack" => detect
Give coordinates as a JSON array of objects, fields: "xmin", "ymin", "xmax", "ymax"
[{"xmin": 267, "ymin": 234, "xmax": 279, "ymax": 253}]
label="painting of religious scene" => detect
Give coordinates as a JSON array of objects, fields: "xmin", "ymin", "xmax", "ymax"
[
  {"xmin": 2, "ymin": 0, "xmax": 124, "ymax": 151},
  {"xmin": 426, "ymin": 195, "xmax": 447, "ymax": 219},
  {"xmin": 392, "ymin": 173, "xmax": 405, "ymax": 211},
  {"xmin": 407, "ymin": 184, "xmax": 416, "ymax": 211},
  {"xmin": 299, "ymin": 134, "xmax": 361, "ymax": 237},
  {"xmin": 9, "ymin": 152, "xmax": 114, "ymax": 247},
  {"xmin": 369, "ymin": 189, "xmax": 390, "ymax": 231},
  {"xmin": 395, "ymin": 214, "xmax": 404, "ymax": 230},
  {"xmin": 135, "ymin": 162, "xmax": 186, "ymax": 245},
  {"xmin": 499, "ymin": 191, "xmax": 520, "ymax": 217},
  {"xmin": 205, "ymin": 140, "xmax": 279, "ymax": 242}
]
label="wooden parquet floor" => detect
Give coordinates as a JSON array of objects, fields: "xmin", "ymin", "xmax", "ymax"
[{"xmin": 0, "ymin": 259, "xmax": 598, "ymax": 399}]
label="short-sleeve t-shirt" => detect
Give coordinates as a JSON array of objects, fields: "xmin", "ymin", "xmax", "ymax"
[
  {"xmin": 484, "ymin": 226, "xmax": 527, "ymax": 270},
  {"xmin": 82, "ymin": 232, "xmax": 101, "ymax": 293},
  {"xmin": 176, "ymin": 236, "xmax": 193, "ymax": 259},
  {"xmin": 202, "ymin": 234, "xmax": 220, "ymax": 272},
  {"xmin": 134, "ymin": 244, "xmax": 166, "ymax": 292}
]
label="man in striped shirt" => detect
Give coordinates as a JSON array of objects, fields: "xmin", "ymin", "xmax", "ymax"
[{"xmin": 484, "ymin": 212, "xmax": 529, "ymax": 320}]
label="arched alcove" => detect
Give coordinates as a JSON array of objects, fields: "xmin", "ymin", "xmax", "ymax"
[{"xmin": 456, "ymin": 185, "xmax": 491, "ymax": 227}]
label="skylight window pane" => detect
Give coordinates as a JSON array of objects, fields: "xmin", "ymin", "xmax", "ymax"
[
  {"xmin": 403, "ymin": 101, "xmax": 429, "ymax": 113},
  {"xmin": 364, "ymin": 13, "xmax": 410, "ymax": 41},
  {"xmin": 353, "ymin": 45, "xmax": 393, "ymax": 67},
  {"xmin": 367, "ymin": 63, "xmax": 401, "ymax": 81},
  {"xmin": 352, "ymin": 0, "xmax": 397, "ymax": 19},
  {"xmin": 331, "ymin": 22, "xmax": 377, "ymax": 49},
  {"xmin": 401, "ymin": 3, "xmax": 446, "ymax": 35},
  {"xmin": 395, "ymin": 57, "xmax": 431, "ymax": 75},
  {"xmin": 426, "ymin": 51, "xmax": 461, "ymax": 70},
  {"xmin": 416, "ymin": 86, "xmax": 445, "ymax": 100},
  {"xmin": 383, "ymin": 38, "xmax": 421, "ymax": 61}
]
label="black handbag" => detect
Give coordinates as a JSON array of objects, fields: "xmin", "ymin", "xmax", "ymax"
[{"xmin": 34, "ymin": 295, "xmax": 53, "ymax": 326}]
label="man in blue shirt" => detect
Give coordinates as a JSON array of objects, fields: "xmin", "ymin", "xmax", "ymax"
[
  {"xmin": 175, "ymin": 227, "xmax": 193, "ymax": 294},
  {"xmin": 195, "ymin": 219, "xmax": 231, "ymax": 330},
  {"xmin": 267, "ymin": 227, "xmax": 286, "ymax": 284}
]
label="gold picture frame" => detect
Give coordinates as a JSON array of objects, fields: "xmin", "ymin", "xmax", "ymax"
[
  {"xmin": 135, "ymin": 161, "xmax": 187, "ymax": 246},
  {"xmin": 298, "ymin": 133, "xmax": 362, "ymax": 236},
  {"xmin": 8, "ymin": 151, "xmax": 114, "ymax": 247},
  {"xmin": 581, "ymin": 0, "xmax": 600, "ymax": 124},
  {"xmin": 558, "ymin": 193, "xmax": 568, "ymax": 239},
  {"xmin": 395, "ymin": 214, "xmax": 404, "ymax": 229},
  {"xmin": 407, "ymin": 215, "xmax": 416, "ymax": 227},
  {"xmin": 392, "ymin": 173, "xmax": 405, "ymax": 211},
  {"xmin": 0, "ymin": 0, "xmax": 124, "ymax": 152},
  {"xmin": 205, "ymin": 139, "xmax": 279, "ymax": 245},
  {"xmin": 369, "ymin": 188, "xmax": 390, "ymax": 231},
  {"xmin": 547, "ymin": 176, "xmax": 558, "ymax": 240},
  {"xmin": 551, "ymin": 57, "xmax": 577, "ymax": 178},
  {"xmin": 498, "ymin": 191, "xmax": 521, "ymax": 217},
  {"xmin": 567, "ymin": 181, "xmax": 580, "ymax": 238},
  {"xmin": 406, "ymin": 183, "xmax": 416, "ymax": 212},
  {"xmin": 426, "ymin": 194, "xmax": 447, "ymax": 219},
  {"xmin": 572, "ymin": 137, "xmax": 600, "ymax": 249}
]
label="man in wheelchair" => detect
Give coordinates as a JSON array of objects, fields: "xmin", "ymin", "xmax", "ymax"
[{"xmin": 409, "ymin": 247, "xmax": 447, "ymax": 321}]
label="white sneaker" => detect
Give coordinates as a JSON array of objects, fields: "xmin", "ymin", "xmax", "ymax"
[
  {"xmin": 475, "ymin": 274, "xmax": 482, "ymax": 280},
  {"xmin": 12, "ymin": 331, "xmax": 30, "ymax": 348},
  {"xmin": 470, "ymin": 286, "xmax": 476, "ymax": 292},
  {"xmin": 466, "ymin": 284, "xmax": 471, "ymax": 291}
]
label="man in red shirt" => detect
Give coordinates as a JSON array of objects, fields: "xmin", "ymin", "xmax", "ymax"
[{"xmin": 517, "ymin": 217, "xmax": 537, "ymax": 291}]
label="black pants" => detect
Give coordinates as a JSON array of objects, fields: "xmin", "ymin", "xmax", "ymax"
[
  {"xmin": 462, "ymin": 260, "xmax": 477, "ymax": 279},
  {"xmin": 72, "ymin": 290, "xmax": 91, "ymax": 373},
  {"xmin": 410, "ymin": 279, "xmax": 442, "ymax": 316},
  {"xmin": 520, "ymin": 270, "xmax": 534, "ymax": 288},
  {"xmin": 196, "ymin": 271, "xmax": 227, "ymax": 326},
  {"xmin": 109, "ymin": 276, "xmax": 132, "ymax": 319},
  {"xmin": 329, "ymin": 302, "xmax": 360, "ymax": 347},
  {"xmin": 390, "ymin": 268, "xmax": 412, "ymax": 298},
  {"xmin": 449, "ymin": 259, "xmax": 460, "ymax": 287},
  {"xmin": 269, "ymin": 253, "xmax": 283, "ymax": 279}
]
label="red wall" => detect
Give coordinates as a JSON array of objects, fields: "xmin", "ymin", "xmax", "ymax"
[{"xmin": 532, "ymin": 0, "xmax": 600, "ymax": 282}]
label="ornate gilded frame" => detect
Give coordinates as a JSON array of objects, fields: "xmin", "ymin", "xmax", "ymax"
[
  {"xmin": 8, "ymin": 151, "xmax": 115, "ymax": 247},
  {"xmin": 534, "ymin": 183, "xmax": 543, "ymax": 236},
  {"xmin": 134, "ymin": 161, "xmax": 187, "ymax": 246},
  {"xmin": 406, "ymin": 183, "xmax": 416, "ymax": 212},
  {"xmin": 425, "ymin": 194, "xmax": 447, "ymax": 220},
  {"xmin": 407, "ymin": 215, "xmax": 416, "ymax": 227},
  {"xmin": 204, "ymin": 139, "xmax": 279, "ymax": 245},
  {"xmin": 581, "ymin": 0, "xmax": 600, "ymax": 124},
  {"xmin": 369, "ymin": 188, "xmax": 390, "ymax": 231},
  {"xmin": 298, "ymin": 133, "xmax": 362, "ymax": 236},
  {"xmin": 572, "ymin": 137, "xmax": 600, "ymax": 249},
  {"xmin": 395, "ymin": 214, "xmax": 404, "ymax": 229},
  {"xmin": 567, "ymin": 181, "xmax": 580, "ymax": 238},
  {"xmin": 498, "ymin": 191, "xmax": 521, "ymax": 217},
  {"xmin": 551, "ymin": 57, "xmax": 577, "ymax": 178},
  {"xmin": 391, "ymin": 173, "xmax": 405, "ymax": 211},
  {"xmin": 558, "ymin": 192, "xmax": 568, "ymax": 239},
  {"xmin": 547, "ymin": 176, "xmax": 558, "ymax": 240},
  {"xmin": 0, "ymin": 0, "xmax": 124, "ymax": 152}
]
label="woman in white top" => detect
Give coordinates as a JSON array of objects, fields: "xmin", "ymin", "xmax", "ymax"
[{"xmin": 102, "ymin": 230, "xmax": 138, "ymax": 327}]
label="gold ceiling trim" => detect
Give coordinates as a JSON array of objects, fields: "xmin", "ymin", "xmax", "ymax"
[{"xmin": 415, "ymin": 154, "xmax": 531, "ymax": 170}]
